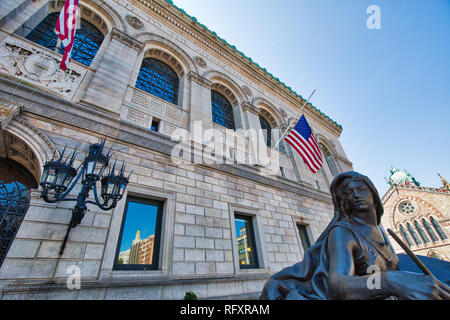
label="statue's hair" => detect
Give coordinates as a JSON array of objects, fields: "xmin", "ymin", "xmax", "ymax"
[{"xmin": 330, "ymin": 171, "xmax": 383, "ymax": 225}]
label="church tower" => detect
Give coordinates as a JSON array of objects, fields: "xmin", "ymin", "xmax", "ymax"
[{"xmin": 381, "ymin": 168, "xmax": 450, "ymax": 261}]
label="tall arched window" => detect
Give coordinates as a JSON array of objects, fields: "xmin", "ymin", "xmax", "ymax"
[
  {"xmin": 422, "ymin": 218, "xmax": 439, "ymax": 242},
  {"xmin": 407, "ymin": 222, "xmax": 422, "ymax": 245},
  {"xmin": 211, "ymin": 90, "xmax": 235, "ymax": 130},
  {"xmin": 136, "ymin": 58, "xmax": 179, "ymax": 105},
  {"xmin": 319, "ymin": 143, "xmax": 339, "ymax": 176},
  {"xmin": 430, "ymin": 217, "xmax": 448, "ymax": 241},
  {"xmin": 259, "ymin": 115, "xmax": 272, "ymax": 148},
  {"xmin": 25, "ymin": 12, "xmax": 105, "ymax": 67},
  {"xmin": 400, "ymin": 224, "xmax": 414, "ymax": 247},
  {"xmin": 414, "ymin": 220, "xmax": 430, "ymax": 244}
]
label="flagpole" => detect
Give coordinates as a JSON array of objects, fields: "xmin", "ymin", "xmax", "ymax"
[
  {"xmin": 273, "ymin": 89, "xmax": 316, "ymax": 149},
  {"xmin": 55, "ymin": 38, "xmax": 61, "ymax": 53}
]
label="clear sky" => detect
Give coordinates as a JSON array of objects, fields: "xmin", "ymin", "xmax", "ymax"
[{"xmin": 170, "ymin": 0, "xmax": 450, "ymax": 196}]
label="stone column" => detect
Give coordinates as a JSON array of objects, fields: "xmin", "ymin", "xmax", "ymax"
[
  {"xmin": 81, "ymin": 28, "xmax": 144, "ymax": 116},
  {"xmin": 185, "ymin": 72, "xmax": 212, "ymax": 163},
  {"xmin": 187, "ymin": 72, "xmax": 213, "ymax": 129},
  {"xmin": 241, "ymin": 103, "xmax": 266, "ymax": 166}
]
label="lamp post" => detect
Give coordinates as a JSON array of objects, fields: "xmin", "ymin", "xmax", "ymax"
[{"xmin": 40, "ymin": 139, "xmax": 129, "ymax": 255}]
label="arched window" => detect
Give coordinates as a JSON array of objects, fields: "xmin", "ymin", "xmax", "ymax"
[
  {"xmin": 430, "ymin": 217, "xmax": 448, "ymax": 241},
  {"xmin": 319, "ymin": 143, "xmax": 339, "ymax": 176},
  {"xmin": 136, "ymin": 58, "xmax": 179, "ymax": 105},
  {"xmin": 259, "ymin": 115, "xmax": 272, "ymax": 148},
  {"xmin": 422, "ymin": 218, "xmax": 439, "ymax": 242},
  {"xmin": 407, "ymin": 222, "xmax": 422, "ymax": 245},
  {"xmin": 25, "ymin": 12, "xmax": 105, "ymax": 67},
  {"xmin": 211, "ymin": 90, "xmax": 235, "ymax": 130},
  {"xmin": 414, "ymin": 220, "xmax": 430, "ymax": 243},
  {"xmin": 400, "ymin": 224, "xmax": 414, "ymax": 247}
]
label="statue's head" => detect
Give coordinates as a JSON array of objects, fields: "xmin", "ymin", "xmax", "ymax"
[{"xmin": 330, "ymin": 171, "xmax": 383, "ymax": 225}]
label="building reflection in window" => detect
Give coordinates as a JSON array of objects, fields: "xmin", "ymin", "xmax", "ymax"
[
  {"xmin": 235, "ymin": 214, "xmax": 258, "ymax": 269},
  {"xmin": 114, "ymin": 197, "xmax": 163, "ymax": 270}
]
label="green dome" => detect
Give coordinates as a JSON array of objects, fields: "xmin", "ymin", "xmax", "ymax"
[{"xmin": 385, "ymin": 167, "xmax": 420, "ymax": 186}]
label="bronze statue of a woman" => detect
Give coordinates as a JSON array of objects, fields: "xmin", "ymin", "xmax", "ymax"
[{"xmin": 260, "ymin": 171, "xmax": 450, "ymax": 300}]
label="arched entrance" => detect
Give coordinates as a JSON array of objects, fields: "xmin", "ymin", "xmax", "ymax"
[{"xmin": 0, "ymin": 131, "xmax": 39, "ymax": 267}]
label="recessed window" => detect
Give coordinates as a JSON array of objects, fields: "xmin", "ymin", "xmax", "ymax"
[
  {"xmin": 150, "ymin": 118, "xmax": 160, "ymax": 132},
  {"xmin": 114, "ymin": 197, "xmax": 163, "ymax": 270},
  {"xmin": 430, "ymin": 216, "xmax": 448, "ymax": 241},
  {"xmin": 280, "ymin": 167, "xmax": 285, "ymax": 177},
  {"xmin": 234, "ymin": 214, "xmax": 259, "ymax": 269},
  {"xmin": 25, "ymin": 12, "xmax": 104, "ymax": 67},
  {"xmin": 211, "ymin": 90, "xmax": 235, "ymax": 130},
  {"xmin": 319, "ymin": 143, "xmax": 339, "ymax": 176},
  {"xmin": 400, "ymin": 224, "xmax": 414, "ymax": 247},
  {"xmin": 259, "ymin": 115, "xmax": 272, "ymax": 148},
  {"xmin": 136, "ymin": 58, "xmax": 179, "ymax": 105},
  {"xmin": 296, "ymin": 224, "xmax": 311, "ymax": 252}
]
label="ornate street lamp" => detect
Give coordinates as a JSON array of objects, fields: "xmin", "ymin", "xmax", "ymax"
[{"xmin": 40, "ymin": 139, "xmax": 130, "ymax": 255}]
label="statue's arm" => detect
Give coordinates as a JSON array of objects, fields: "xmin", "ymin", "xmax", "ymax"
[
  {"xmin": 327, "ymin": 226, "xmax": 394, "ymax": 300},
  {"xmin": 327, "ymin": 226, "xmax": 450, "ymax": 300}
]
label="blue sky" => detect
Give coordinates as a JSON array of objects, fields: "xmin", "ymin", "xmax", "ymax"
[
  {"xmin": 171, "ymin": 0, "xmax": 450, "ymax": 196},
  {"xmin": 119, "ymin": 201, "xmax": 158, "ymax": 253}
]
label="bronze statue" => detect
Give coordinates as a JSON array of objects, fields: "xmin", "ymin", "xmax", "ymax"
[{"xmin": 260, "ymin": 171, "xmax": 450, "ymax": 300}]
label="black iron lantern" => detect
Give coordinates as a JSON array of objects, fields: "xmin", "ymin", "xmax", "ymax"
[
  {"xmin": 82, "ymin": 140, "xmax": 109, "ymax": 182},
  {"xmin": 101, "ymin": 162, "xmax": 129, "ymax": 202},
  {"xmin": 40, "ymin": 146, "xmax": 78, "ymax": 193},
  {"xmin": 40, "ymin": 139, "xmax": 129, "ymax": 255},
  {"xmin": 40, "ymin": 160, "xmax": 59, "ymax": 191}
]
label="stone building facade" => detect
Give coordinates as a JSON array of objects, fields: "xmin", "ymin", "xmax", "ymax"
[
  {"xmin": 381, "ymin": 169, "xmax": 449, "ymax": 261},
  {"xmin": 0, "ymin": 0, "xmax": 353, "ymax": 299}
]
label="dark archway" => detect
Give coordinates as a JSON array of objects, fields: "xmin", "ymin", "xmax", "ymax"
[{"xmin": 0, "ymin": 158, "xmax": 37, "ymax": 267}]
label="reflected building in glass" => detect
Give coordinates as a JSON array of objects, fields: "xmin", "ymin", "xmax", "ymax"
[{"xmin": 127, "ymin": 231, "xmax": 155, "ymax": 265}]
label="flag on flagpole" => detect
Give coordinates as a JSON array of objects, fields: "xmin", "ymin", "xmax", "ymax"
[
  {"xmin": 54, "ymin": 0, "xmax": 79, "ymax": 71},
  {"xmin": 284, "ymin": 115, "xmax": 323, "ymax": 173}
]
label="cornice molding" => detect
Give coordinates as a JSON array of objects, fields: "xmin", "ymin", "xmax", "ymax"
[
  {"xmin": 241, "ymin": 102, "xmax": 259, "ymax": 115},
  {"xmin": 187, "ymin": 71, "xmax": 211, "ymax": 88},
  {"xmin": 111, "ymin": 28, "xmax": 145, "ymax": 51},
  {"xmin": 334, "ymin": 154, "xmax": 353, "ymax": 167}
]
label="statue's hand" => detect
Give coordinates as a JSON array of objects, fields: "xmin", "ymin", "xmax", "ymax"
[
  {"xmin": 276, "ymin": 285, "xmax": 290, "ymax": 299},
  {"xmin": 388, "ymin": 272, "xmax": 450, "ymax": 300},
  {"xmin": 276, "ymin": 285, "xmax": 305, "ymax": 300}
]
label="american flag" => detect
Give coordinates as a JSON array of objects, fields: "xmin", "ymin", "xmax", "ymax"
[
  {"xmin": 284, "ymin": 115, "xmax": 323, "ymax": 173},
  {"xmin": 54, "ymin": 0, "xmax": 79, "ymax": 70}
]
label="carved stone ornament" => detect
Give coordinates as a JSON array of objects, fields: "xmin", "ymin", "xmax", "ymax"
[
  {"xmin": 0, "ymin": 104, "xmax": 20, "ymax": 129},
  {"xmin": 187, "ymin": 72, "xmax": 211, "ymax": 88},
  {"xmin": 23, "ymin": 53, "xmax": 58, "ymax": 79},
  {"xmin": 0, "ymin": 39, "xmax": 84, "ymax": 99},
  {"xmin": 126, "ymin": 15, "xmax": 144, "ymax": 30},
  {"xmin": 242, "ymin": 85, "xmax": 252, "ymax": 98},
  {"xmin": 194, "ymin": 56, "xmax": 207, "ymax": 68},
  {"xmin": 241, "ymin": 102, "xmax": 259, "ymax": 115},
  {"xmin": 111, "ymin": 28, "xmax": 145, "ymax": 51}
]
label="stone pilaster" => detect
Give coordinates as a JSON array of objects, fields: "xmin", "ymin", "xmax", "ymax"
[
  {"xmin": 81, "ymin": 28, "xmax": 144, "ymax": 115},
  {"xmin": 187, "ymin": 71, "xmax": 213, "ymax": 133}
]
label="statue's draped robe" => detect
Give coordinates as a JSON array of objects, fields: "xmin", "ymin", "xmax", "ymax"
[{"xmin": 260, "ymin": 220, "xmax": 399, "ymax": 300}]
